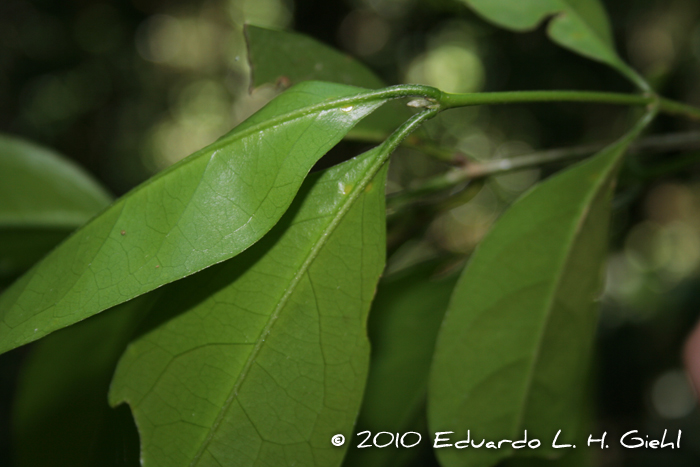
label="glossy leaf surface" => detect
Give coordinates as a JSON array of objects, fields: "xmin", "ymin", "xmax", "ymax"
[
  {"xmin": 246, "ymin": 26, "xmax": 413, "ymax": 144},
  {"xmin": 457, "ymin": 0, "xmax": 647, "ymax": 89},
  {"xmin": 345, "ymin": 260, "xmax": 458, "ymax": 467},
  {"xmin": 109, "ymin": 148, "xmax": 388, "ymax": 467},
  {"xmin": 0, "ymin": 135, "xmax": 112, "ymax": 281},
  {"xmin": 12, "ymin": 296, "xmax": 155, "ymax": 467},
  {"xmin": 0, "ymin": 81, "xmax": 389, "ymax": 354},
  {"xmin": 428, "ymin": 116, "xmax": 651, "ymax": 467}
]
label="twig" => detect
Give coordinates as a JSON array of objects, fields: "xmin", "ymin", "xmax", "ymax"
[{"xmin": 388, "ymin": 131, "xmax": 700, "ymax": 211}]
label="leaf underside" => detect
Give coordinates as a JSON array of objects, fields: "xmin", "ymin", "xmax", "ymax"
[
  {"xmin": 428, "ymin": 119, "xmax": 648, "ymax": 467},
  {"xmin": 109, "ymin": 148, "xmax": 388, "ymax": 467},
  {"xmin": 0, "ymin": 81, "xmax": 388, "ymax": 354}
]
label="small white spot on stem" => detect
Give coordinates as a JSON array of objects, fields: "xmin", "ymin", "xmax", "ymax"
[{"xmin": 407, "ymin": 98, "xmax": 439, "ymax": 109}]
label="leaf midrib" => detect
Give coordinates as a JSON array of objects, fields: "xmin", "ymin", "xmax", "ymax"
[
  {"xmin": 508, "ymin": 150, "xmax": 619, "ymax": 444},
  {"xmin": 188, "ymin": 152, "xmax": 386, "ymax": 467},
  {"xmin": 506, "ymin": 104, "xmax": 659, "ymax": 440},
  {"xmin": 0, "ymin": 89, "xmax": 389, "ymax": 329},
  {"xmin": 127, "ymin": 86, "xmax": 395, "ymax": 199}
]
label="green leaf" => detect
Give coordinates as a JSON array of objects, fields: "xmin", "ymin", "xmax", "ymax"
[
  {"xmin": 499, "ymin": 368, "xmax": 595, "ymax": 467},
  {"xmin": 344, "ymin": 260, "xmax": 458, "ymax": 467},
  {"xmin": 457, "ymin": 0, "xmax": 649, "ymax": 90},
  {"xmin": 0, "ymin": 134, "xmax": 112, "ymax": 280},
  {"xmin": 12, "ymin": 295, "xmax": 156, "ymax": 467},
  {"xmin": 245, "ymin": 26, "xmax": 415, "ymax": 146},
  {"xmin": 246, "ymin": 25, "xmax": 385, "ymax": 89},
  {"xmin": 427, "ymin": 113, "xmax": 654, "ymax": 467},
  {"xmin": 109, "ymin": 147, "xmax": 389, "ymax": 467},
  {"xmin": 0, "ymin": 81, "xmax": 396, "ymax": 354}
]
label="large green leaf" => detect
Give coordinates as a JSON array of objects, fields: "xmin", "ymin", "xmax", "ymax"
[
  {"xmin": 109, "ymin": 146, "xmax": 389, "ymax": 467},
  {"xmin": 457, "ymin": 0, "xmax": 648, "ymax": 90},
  {"xmin": 0, "ymin": 134, "xmax": 112, "ymax": 281},
  {"xmin": 12, "ymin": 295, "xmax": 156, "ymax": 467},
  {"xmin": 427, "ymin": 113, "xmax": 654, "ymax": 467},
  {"xmin": 246, "ymin": 26, "xmax": 414, "ymax": 145},
  {"xmin": 0, "ymin": 81, "xmax": 397, "ymax": 354},
  {"xmin": 344, "ymin": 260, "xmax": 458, "ymax": 467}
]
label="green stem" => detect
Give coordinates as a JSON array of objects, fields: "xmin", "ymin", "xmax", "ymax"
[
  {"xmin": 339, "ymin": 85, "xmax": 700, "ymax": 125},
  {"xmin": 436, "ymin": 90, "xmax": 700, "ymax": 122},
  {"xmin": 377, "ymin": 107, "xmax": 441, "ymax": 162},
  {"xmin": 619, "ymin": 62, "xmax": 652, "ymax": 94},
  {"xmin": 353, "ymin": 108, "xmax": 441, "ymax": 212},
  {"xmin": 439, "ymin": 90, "xmax": 652, "ymax": 109},
  {"xmin": 317, "ymin": 85, "xmax": 700, "ymax": 124},
  {"xmin": 345, "ymin": 129, "xmax": 468, "ymax": 164}
]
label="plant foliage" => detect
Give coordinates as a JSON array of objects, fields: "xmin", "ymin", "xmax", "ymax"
[{"xmin": 1, "ymin": 1, "xmax": 699, "ymax": 467}]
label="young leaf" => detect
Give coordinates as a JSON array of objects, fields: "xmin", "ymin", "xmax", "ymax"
[
  {"xmin": 246, "ymin": 25, "xmax": 416, "ymax": 146},
  {"xmin": 427, "ymin": 113, "xmax": 654, "ymax": 467},
  {"xmin": 457, "ymin": 0, "xmax": 649, "ymax": 90},
  {"xmin": 0, "ymin": 134, "xmax": 112, "ymax": 280},
  {"xmin": 344, "ymin": 260, "xmax": 458, "ymax": 467},
  {"xmin": 12, "ymin": 295, "xmax": 157, "ymax": 467},
  {"xmin": 0, "ymin": 81, "xmax": 402, "ymax": 354},
  {"xmin": 109, "ymin": 147, "xmax": 389, "ymax": 467}
]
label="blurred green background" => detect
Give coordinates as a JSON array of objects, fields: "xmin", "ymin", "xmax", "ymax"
[{"xmin": 2, "ymin": 0, "xmax": 700, "ymax": 465}]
